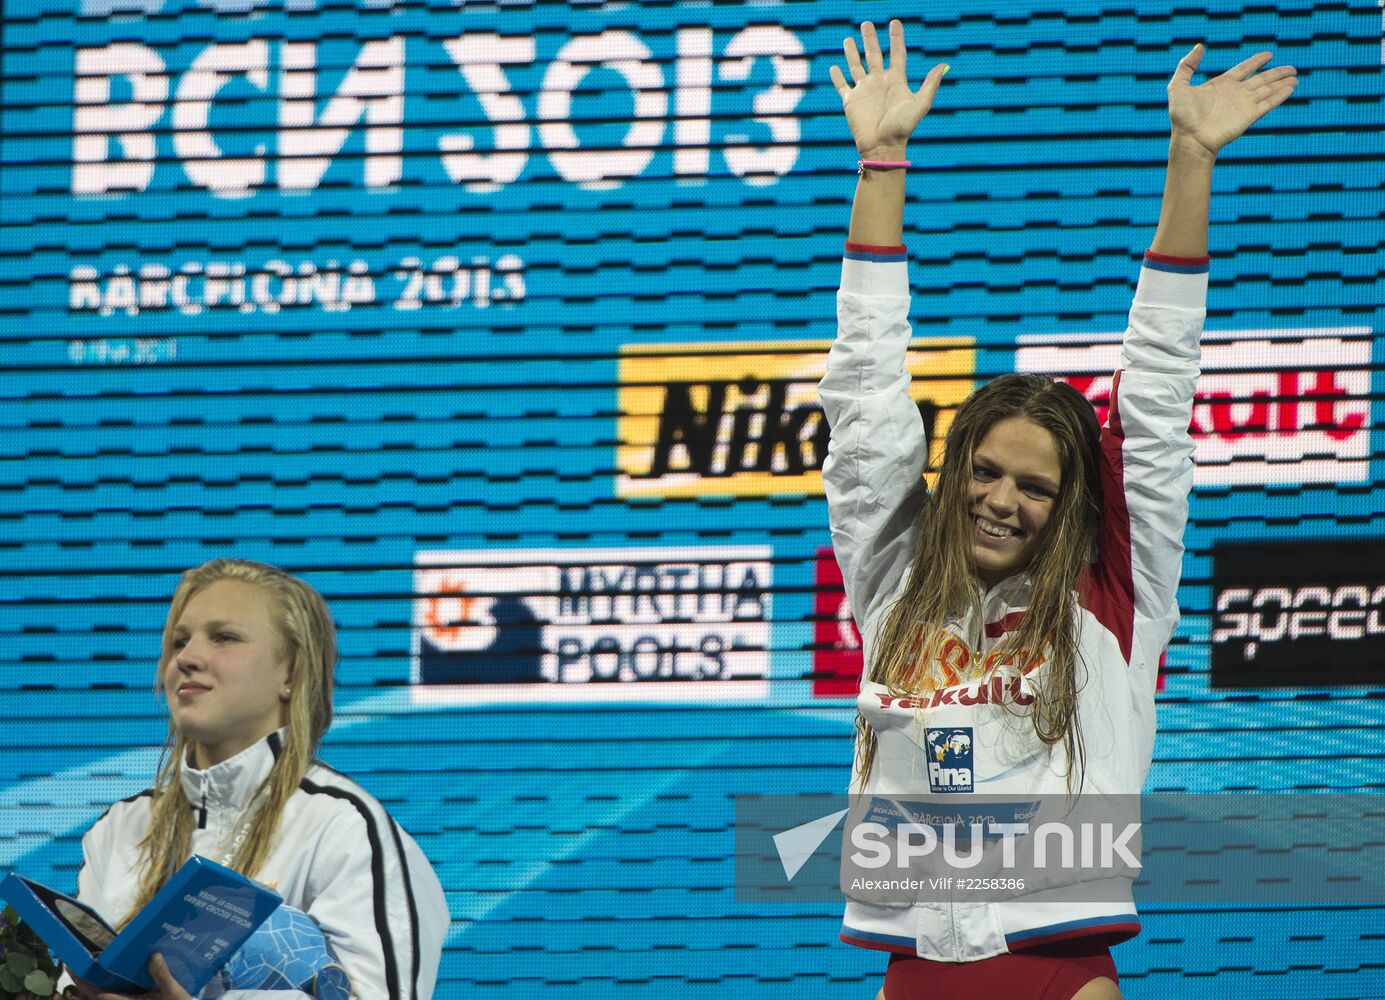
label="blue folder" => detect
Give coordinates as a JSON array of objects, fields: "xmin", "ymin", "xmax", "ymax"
[{"xmin": 2, "ymin": 855, "xmax": 282, "ymax": 994}]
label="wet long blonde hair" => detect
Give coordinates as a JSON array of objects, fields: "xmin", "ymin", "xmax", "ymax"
[
  {"xmin": 856, "ymin": 375, "xmax": 1103, "ymax": 790},
  {"xmin": 125, "ymin": 559, "xmax": 336, "ymax": 923}
]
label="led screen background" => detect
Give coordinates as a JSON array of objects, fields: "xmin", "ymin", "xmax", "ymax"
[{"xmin": 1, "ymin": 0, "xmax": 1382, "ymax": 996}]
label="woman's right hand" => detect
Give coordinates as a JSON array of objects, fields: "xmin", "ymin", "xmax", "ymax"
[
  {"xmin": 64, "ymin": 956, "xmax": 192, "ymax": 1000},
  {"xmin": 829, "ymin": 19, "xmax": 948, "ymax": 159}
]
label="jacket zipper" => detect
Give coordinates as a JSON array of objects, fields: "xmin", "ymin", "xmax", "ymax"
[{"xmin": 197, "ymin": 771, "xmax": 209, "ymax": 829}]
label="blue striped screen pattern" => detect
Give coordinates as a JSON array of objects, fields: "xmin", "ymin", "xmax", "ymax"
[{"xmin": 2, "ymin": 1, "xmax": 1383, "ymax": 996}]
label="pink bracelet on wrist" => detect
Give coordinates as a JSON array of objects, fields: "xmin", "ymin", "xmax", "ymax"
[{"xmin": 858, "ymin": 158, "xmax": 912, "ymax": 176}]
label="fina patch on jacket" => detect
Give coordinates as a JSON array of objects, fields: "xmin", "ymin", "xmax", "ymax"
[{"xmin": 925, "ymin": 728, "xmax": 974, "ymax": 793}]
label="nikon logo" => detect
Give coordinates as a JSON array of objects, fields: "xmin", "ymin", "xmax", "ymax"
[{"xmin": 616, "ymin": 340, "xmax": 975, "ymax": 497}]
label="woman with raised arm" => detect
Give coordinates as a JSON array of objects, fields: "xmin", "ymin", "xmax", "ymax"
[
  {"xmin": 820, "ymin": 20, "xmax": 1295, "ymax": 1000},
  {"xmin": 67, "ymin": 559, "xmax": 449, "ymax": 1000}
]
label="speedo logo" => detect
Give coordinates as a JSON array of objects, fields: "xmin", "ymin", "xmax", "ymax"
[
  {"xmin": 1209, "ymin": 539, "xmax": 1385, "ymax": 689},
  {"xmin": 926, "ymin": 728, "xmax": 974, "ymax": 793},
  {"xmin": 1213, "ymin": 584, "xmax": 1385, "ymax": 657}
]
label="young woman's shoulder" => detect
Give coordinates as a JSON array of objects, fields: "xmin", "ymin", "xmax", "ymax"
[
  {"xmin": 294, "ymin": 759, "xmax": 405, "ymax": 834},
  {"xmin": 84, "ymin": 787, "xmax": 155, "ymax": 845},
  {"xmin": 299, "ymin": 757, "xmax": 383, "ymax": 802},
  {"xmin": 291, "ymin": 760, "xmax": 447, "ymax": 932}
]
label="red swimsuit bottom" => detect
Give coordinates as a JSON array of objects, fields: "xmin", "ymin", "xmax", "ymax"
[{"xmin": 884, "ymin": 939, "xmax": 1119, "ymax": 1000}]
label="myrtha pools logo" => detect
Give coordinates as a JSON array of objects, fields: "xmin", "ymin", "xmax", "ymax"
[
  {"xmin": 926, "ymin": 728, "xmax": 974, "ymax": 793},
  {"xmin": 410, "ymin": 546, "xmax": 772, "ymax": 703}
]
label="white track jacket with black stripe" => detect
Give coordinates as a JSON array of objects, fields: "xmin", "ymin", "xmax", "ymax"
[
  {"xmin": 821, "ymin": 245, "xmax": 1207, "ymax": 961},
  {"xmin": 76, "ymin": 731, "xmax": 449, "ymax": 1000}
]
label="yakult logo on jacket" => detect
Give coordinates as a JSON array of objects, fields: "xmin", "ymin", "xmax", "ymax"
[{"xmin": 926, "ymin": 728, "xmax": 974, "ymax": 793}]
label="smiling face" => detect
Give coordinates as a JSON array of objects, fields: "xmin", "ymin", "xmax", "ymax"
[
  {"xmin": 967, "ymin": 416, "xmax": 1064, "ymax": 589},
  {"xmin": 163, "ymin": 579, "xmax": 292, "ymax": 769}
]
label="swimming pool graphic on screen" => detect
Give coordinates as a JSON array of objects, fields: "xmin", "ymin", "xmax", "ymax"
[{"xmin": 4, "ymin": 0, "xmax": 1384, "ymax": 997}]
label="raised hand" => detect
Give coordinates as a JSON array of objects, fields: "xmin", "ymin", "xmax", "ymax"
[
  {"xmin": 1167, "ymin": 44, "xmax": 1297, "ymax": 158},
  {"xmin": 828, "ymin": 20, "xmax": 948, "ymax": 158}
]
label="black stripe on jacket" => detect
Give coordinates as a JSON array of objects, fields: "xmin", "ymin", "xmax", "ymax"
[{"xmin": 299, "ymin": 777, "xmax": 409, "ymax": 1000}]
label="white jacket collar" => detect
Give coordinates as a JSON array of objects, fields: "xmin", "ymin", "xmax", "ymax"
[
  {"xmin": 980, "ymin": 571, "xmax": 1032, "ymax": 604},
  {"xmin": 178, "ymin": 729, "xmax": 283, "ymax": 816}
]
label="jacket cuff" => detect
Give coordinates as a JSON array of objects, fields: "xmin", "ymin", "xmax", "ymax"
[
  {"xmin": 841, "ymin": 242, "xmax": 910, "ymax": 296},
  {"xmin": 1134, "ymin": 250, "xmax": 1209, "ymax": 309},
  {"xmin": 845, "ymin": 240, "xmax": 907, "ymax": 260}
]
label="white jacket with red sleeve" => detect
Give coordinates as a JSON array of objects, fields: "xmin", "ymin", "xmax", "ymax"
[{"xmin": 820, "ymin": 242, "xmax": 1207, "ymax": 961}]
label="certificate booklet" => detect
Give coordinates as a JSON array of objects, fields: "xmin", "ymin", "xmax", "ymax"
[{"xmin": 1, "ymin": 855, "xmax": 282, "ymax": 994}]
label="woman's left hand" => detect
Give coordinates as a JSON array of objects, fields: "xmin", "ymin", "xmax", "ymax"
[
  {"xmin": 1167, "ymin": 43, "xmax": 1297, "ymax": 157},
  {"xmin": 67, "ymin": 955, "xmax": 192, "ymax": 1000}
]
